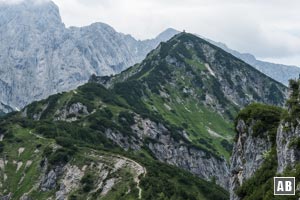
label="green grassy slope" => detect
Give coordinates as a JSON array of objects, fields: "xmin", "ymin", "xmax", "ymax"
[
  {"xmin": 100, "ymin": 33, "xmax": 286, "ymax": 158},
  {"xmin": 0, "ymin": 110, "xmax": 228, "ymax": 200}
]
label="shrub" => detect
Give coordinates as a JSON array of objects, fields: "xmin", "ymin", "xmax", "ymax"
[
  {"xmin": 101, "ymin": 108, "xmax": 113, "ymax": 119},
  {"xmin": 55, "ymin": 137, "xmax": 78, "ymax": 153},
  {"xmin": 40, "ymin": 94, "xmax": 61, "ymax": 119},
  {"xmin": 35, "ymin": 122, "xmax": 58, "ymax": 138},
  {"xmin": 48, "ymin": 148, "xmax": 74, "ymax": 165},
  {"xmin": 81, "ymin": 173, "xmax": 95, "ymax": 192},
  {"xmin": 285, "ymin": 80, "xmax": 300, "ymax": 126},
  {"xmin": 236, "ymin": 103, "xmax": 283, "ymax": 143},
  {"xmin": 118, "ymin": 111, "xmax": 135, "ymax": 127},
  {"xmin": 43, "ymin": 146, "xmax": 53, "ymax": 157},
  {"xmin": 0, "ymin": 142, "xmax": 4, "ymax": 153},
  {"xmin": 220, "ymin": 139, "xmax": 233, "ymax": 153}
]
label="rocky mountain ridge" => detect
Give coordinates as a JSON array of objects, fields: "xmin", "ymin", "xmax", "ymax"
[
  {"xmin": 92, "ymin": 32, "xmax": 287, "ymax": 109},
  {"xmin": 206, "ymin": 39, "xmax": 300, "ymax": 86},
  {"xmin": 0, "ymin": 0, "xmax": 179, "ymax": 112},
  {"xmin": 0, "ymin": 0, "xmax": 296, "ymax": 115}
]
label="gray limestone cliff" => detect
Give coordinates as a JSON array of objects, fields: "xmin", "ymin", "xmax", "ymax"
[
  {"xmin": 276, "ymin": 123, "xmax": 300, "ymax": 174},
  {"xmin": 104, "ymin": 115, "xmax": 230, "ymax": 189},
  {"xmin": 230, "ymin": 123, "xmax": 300, "ymax": 199},
  {"xmin": 0, "ymin": 0, "xmax": 179, "ymax": 112},
  {"xmin": 230, "ymin": 81, "xmax": 300, "ymax": 199},
  {"xmin": 230, "ymin": 119, "xmax": 273, "ymax": 200}
]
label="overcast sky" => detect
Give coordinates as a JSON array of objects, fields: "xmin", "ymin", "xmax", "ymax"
[{"xmin": 2, "ymin": 0, "xmax": 300, "ymax": 66}]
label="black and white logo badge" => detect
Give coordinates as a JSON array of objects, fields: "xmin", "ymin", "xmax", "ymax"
[{"xmin": 274, "ymin": 177, "xmax": 295, "ymax": 195}]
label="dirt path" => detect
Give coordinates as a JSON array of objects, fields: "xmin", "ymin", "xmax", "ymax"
[
  {"xmin": 29, "ymin": 130, "xmax": 47, "ymax": 140},
  {"xmin": 115, "ymin": 155, "xmax": 147, "ymax": 199}
]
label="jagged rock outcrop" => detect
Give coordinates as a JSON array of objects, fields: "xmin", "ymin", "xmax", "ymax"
[
  {"xmin": 104, "ymin": 128, "xmax": 141, "ymax": 151},
  {"xmin": 103, "ymin": 115, "xmax": 230, "ymax": 189},
  {"xmin": 276, "ymin": 123, "xmax": 300, "ymax": 173},
  {"xmin": 135, "ymin": 117, "xmax": 230, "ymax": 188},
  {"xmin": 0, "ymin": 102, "xmax": 13, "ymax": 114},
  {"xmin": 148, "ymin": 139, "xmax": 229, "ymax": 188},
  {"xmin": 0, "ymin": 0, "xmax": 179, "ymax": 112},
  {"xmin": 230, "ymin": 81, "xmax": 300, "ymax": 199},
  {"xmin": 19, "ymin": 195, "xmax": 32, "ymax": 200},
  {"xmin": 55, "ymin": 164, "xmax": 85, "ymax": 200},
  {"xmin": 230, "ymin": 120, "xmax": 273, "ymax": 200},
  {"xmin": 0, "ymin": 193, "xmax": 11, "ymax": 200},
  {"xmin": 53, "ymin": 102, "xmax": 90, "ymax": 121},
  {"xmin": 276, "ymin": 80, "xmax": 300, "ymax": 173},
  {"xmin": 40, "ymin": 164, "xmax": 65, "ymax": 191}
]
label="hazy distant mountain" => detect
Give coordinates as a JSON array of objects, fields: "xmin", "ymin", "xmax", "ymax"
[
  {"xmin": 0, "ymin": 0, "xmax": 179, "ymax": 112},
  {"xmin": 205, "ymin": 39, "xmax": 300, "ymax": 86}
]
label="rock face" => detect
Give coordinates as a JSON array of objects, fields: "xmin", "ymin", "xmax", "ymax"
[
  {"xmin": 276, "ymin": 124, "xmax": 300, "ymax": 173},
  {"xmin": 229, "ymin": 81, "xmax": 300, "ymax": 199},
  {"xmin": 0, "ymin": 102, "xmax": 13, "ymax": 114},
  {"xmin": 0, "ymin": 0, "xmax": 179, "ymax": 112},
  {"xmin": 55, "ymin": 164, "xmax": 85, "ymax": 200},
  {"xmin": 40, "ymin": 164, "xmax": 64, "ymax": 191},
  {"xmin": 276, "ymin": 81, "xmax": 300, "ymax": 174},
  {"xmin": 99, "ymin": 115, "xmax": 230, "ymax": 189},
  {"xmin": 230, "ymin": 120, "xmax": 273, "ymax": 200},
  {"xmin": 134, "ymin": 117, "xmax": 230, "ymax": 188},
  {"xmin": 54, "ymin": 102, "xmax": 90, "ymax": 122},
  {"xmin": 0, "ymin": 193, "xmax": 12, "ymax": 200}
]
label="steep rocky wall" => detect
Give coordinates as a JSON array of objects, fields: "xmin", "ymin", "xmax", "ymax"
[
  {"xmin": 230, "ymin": 120, "xmax": 273, "ymax": 200},
  {"xmin": 105, "ymin": 116, "xmax": 230, "ymax": 189},
  {"xmin": 0, "ymin": 1, "xmax": 178, "ymax": 112},
  {"xmin": 230, "ymin": 81, "xmax": 300, "ymax": 199},
  {"xmin": 277, "ymin": 123, "xmax": 300, "ymax": 173}
]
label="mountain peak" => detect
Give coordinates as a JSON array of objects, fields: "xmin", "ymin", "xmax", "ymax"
[
  {"xmin": 97, "ymin": 32, "xmax": 286, "ymax": 110},
  {"xmin": 0, "ymin": 0, "xmax": 58, "ymax": 10},
  {"xmin": 0, "ymin": 0, "xmax": 63, "ymax": 29},
  {"xmin": 152, "ymin": 28, "xmax": 180, "ymax": 42},
  {"xmin": 84, "ymin": 22, "xmax": 117, "ymax": 33},
  {"xmin": 88, "ymin": 32, "xmax": 286, "ymax": 182},
  {"xmin": 155, "ymin": 28, "xmax": 180, "ymax": 40}
]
